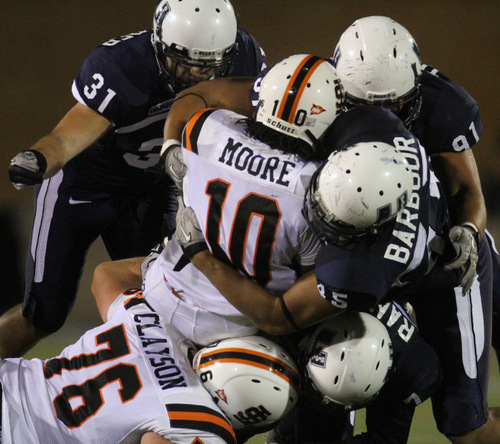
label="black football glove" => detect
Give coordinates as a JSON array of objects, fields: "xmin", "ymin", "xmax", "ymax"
[{"xmin": 9, "ymin": 150, "xmax": 47, "ymax": 189}]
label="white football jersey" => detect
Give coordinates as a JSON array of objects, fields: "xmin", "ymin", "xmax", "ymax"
[
  {"xmin": 149, "ymin": 109, "xmax": 321, "ymax": 316},
  {"xmin": 0, "ymin": 291, "xmax": 235, "ymax": 444}
]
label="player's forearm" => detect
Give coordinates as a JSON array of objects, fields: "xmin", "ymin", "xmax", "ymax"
[
  {"xmin": 190, "ymin": 251, "xmax": 295, "ymax": 334},
  {"xmin": 164, "ymin": 77, "xmax": 255, "ymax": 141},
  {"xmin": 28, "ymin": 134, "xmax": 71, "ymax": 177},
  {"xmin": 32, "ymin": 102, "xmax": 111, "ymax": 178},
  {"xmin": 431, "ymin": 150, "xmax": 487, "ymax": 237},
  {"xmin": 449, "ymin": 187, "xmax": 487, "ymax": 239},
  {"xmin": 164, "ymin": 93, "xmax": 207, "ymax": 142}
]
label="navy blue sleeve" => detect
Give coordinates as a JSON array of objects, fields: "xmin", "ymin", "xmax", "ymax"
[
  {"xmin": 413, "ymin": 65, "xmax": 482, "ymax": 154},
  {"xmin": 315, "ymin": 242, "xmax": 395, "ymax": 311},
  {"xmin": 231, "ymin": 28, "xmax": 267, "ymax": 77},
  {"xmin": 72, "ymin": 30, "xmax": 161, "ymax": 125}
]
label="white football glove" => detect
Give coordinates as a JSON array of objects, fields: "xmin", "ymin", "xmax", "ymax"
[
  {"xmin": 9, "ymin": 150, "xmax": 47, "ymax": 190},
  {"xmin": 175, "ymin": 196, "xmax": 207, "ymax": 258},
  {"xmin": 444, "ymin": 223, "xmax": 480, "ymax": 294},
  {"xmin": 160, "ymin": 139, "xmax": 186, "ymax": 189}
]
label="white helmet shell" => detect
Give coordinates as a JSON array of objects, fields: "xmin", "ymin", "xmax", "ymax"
[
  {"xmin": 307, "ymin": 141, "xmax": 414, "ymax": 242},
  {"xmin": 332, "ymin": 16, "xmax": 422, "ymax": 125},
  {"xmin": 303, "ymin": 312, "xmax": 393, "ymax": 409},
  {"xmin": 256, "ymin": 54, "xmax": 343, "ymax": 147},
  {"xmin": 193, "ymin": 335, "xmax": 299, "ymax": 431},
  {"xmin": 153, "ymin": 0, "xmax": 238, "ymax": 90}
]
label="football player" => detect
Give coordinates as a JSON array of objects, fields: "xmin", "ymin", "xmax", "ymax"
[
  {"xmin": 177, "ymin": 104, "xmax": 498, "ymax": 442},
  {"xmin": 0, "ymin": 288, "xmax": 237, "ymax": 444},
  {"xmin": 3, "ymin": 0, "xmax": 266, "ymax": 359},
  {"xmin": 331, "ymin": 15, "xmax": 500, "ymax": 370},
  {"xmin": 104, "ymin": 53, "xmax": 343, "ymax": 344},
  {"xmin": 94, "ymin": 56, "xmax": 443, "ymax": 443}
]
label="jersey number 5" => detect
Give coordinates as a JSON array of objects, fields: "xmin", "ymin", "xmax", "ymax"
[{"xmin": 44, "ymin": 325, "xmax": 142, "ymax": 428}]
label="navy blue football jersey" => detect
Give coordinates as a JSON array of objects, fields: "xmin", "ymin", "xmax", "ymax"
[
  {"xmin": 412, "ymin": 64, "xmax": 482, "ymax": 154},
  {"xmin": 68, "ymin": 29, "xmax": 266, "ymax": 194},
  {"xmin": 314, "ymin": 107, "xmax": 458, "ymax": 311}
]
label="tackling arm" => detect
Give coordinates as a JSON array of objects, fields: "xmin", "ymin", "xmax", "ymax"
[
  {"xmin": 431, "ymin": 150, "xmax": 487, "ymax": 237},
  {"xmin": 163, "ymin": 77, "xmax": 255, "ymax": 142},
  {"xmin": 190, "ymin": 250, "xmax": 342, "ymax": 335},
  {"xmin": 91, "ymin": 257, "xmax": 144, "ymax": 321}
]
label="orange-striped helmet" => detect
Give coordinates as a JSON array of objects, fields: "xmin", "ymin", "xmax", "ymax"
[
  {"xmin": 255, "ymin": 54, "xmax": 343, "ymax": 148},
  {"xmin": 192, "ymin": 335, "xmax": 299, "ymax": 431}
]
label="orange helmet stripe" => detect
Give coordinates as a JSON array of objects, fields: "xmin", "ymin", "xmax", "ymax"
[{"xmin": 277, "ymin": 55, "xmax": 325, "ymax": 123}]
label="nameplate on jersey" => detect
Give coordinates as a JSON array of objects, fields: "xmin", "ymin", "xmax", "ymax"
[
  {"xmin": 211, "ymin": 133, "xmax": 303, "ymax": 192},
  {"xmin": 132, "ymin": 307, "xmax": 188, "ymax": 393},
  {"xmin": 384, "ymin": 136, "xmax": 425, "ymax": 265}
]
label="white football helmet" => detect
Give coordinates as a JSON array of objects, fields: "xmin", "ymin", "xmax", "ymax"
[
  {"xmin": 332, "ymin": 16, "xmax": 422, "ymax": 127},
  {"xmin": 304, "ymin": 141, "xmax": 414, "ymax": 243},
  {"xmin": 256, "ymin": 54, "xmax": 343, "ymax": 150},
  {"xmin": 302, "ymin": 312, "xmax": 393, "ymax": 410},
  {"xmin": 192, "ymin": 335, "xmax": 299, "ymax": 431},
  {"xmin": 152, "ymin": 0, "xmax": 238, "ymax": 92}
]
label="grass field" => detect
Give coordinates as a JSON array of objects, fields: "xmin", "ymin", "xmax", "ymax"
[{"xmin": 26, "ymin": 324, "xmax": 500, "ymax": 443}]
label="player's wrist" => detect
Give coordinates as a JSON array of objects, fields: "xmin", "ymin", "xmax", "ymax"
[
  {"xmin": 25, "ymin": 150, "xmax": 48, "ymax": 174},
  {"xmin": 461, "ymin": 222, "xmax": 481, "ymax": 245},
  {"xmin": 160, "ymin": 139, "xmax": 181, "ymax": 156}
]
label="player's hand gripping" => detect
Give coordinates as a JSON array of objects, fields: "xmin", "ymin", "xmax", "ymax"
[
  {"xmin": 9, "ymin": 150, "xmax": 47, "ymax": 190},
  {"xmin": 175, "ymin": 196, "xmax": 208, "ymax": 258},
  {"xmin": 160, "ymin": 139, "xmax": 186, "ymax": 189},
  {"xmin": 444, "ymin": 222, "xmax": 480, "ymax": 294}
]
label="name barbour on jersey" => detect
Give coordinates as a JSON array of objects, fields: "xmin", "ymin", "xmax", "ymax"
[
  {"xmin": 384, "ymin": 137, "xmax": 423, "ymax": 264},
  {"xmin": 133, "ymin": 312, "xmax": 188, "ymax": 390},
  {"xmin": 218, "ymin": 137, "xmax": 296, "ymax": 187}
]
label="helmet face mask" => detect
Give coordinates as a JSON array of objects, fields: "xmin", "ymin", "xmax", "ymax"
[
  {"xmin": 332, "ymin": 16, "xmax": 422, "ymax": 127},
  {"xmin": 303, "ymin": 167, "xmax": 369, "ymax": 245},
  {"xmin": 255, "ymin": 54, "xmax": 344, "ymax": 151},
  {"xmin": 152, "ymin": 0, "xmax": 238, "ymax": 93},
  {"xmin": 301, "ymin": 312, "xmax": 393, "ymax": 410},
  {"xmin": 192, "ymin": 335, "xmax": 299, "ymax": 431},
  {"xmin": 303, "ymin": 142, "xmax": 414, "ymax": 244}
]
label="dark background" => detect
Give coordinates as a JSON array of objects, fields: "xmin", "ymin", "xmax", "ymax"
[{"xmin": 1, "ymin": 1, "xmax": 499, "ymax": 324}]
